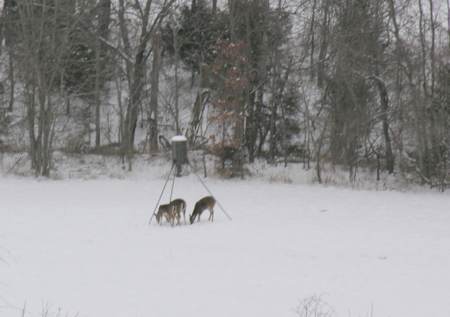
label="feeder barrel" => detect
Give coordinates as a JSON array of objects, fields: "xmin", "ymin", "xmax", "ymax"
[{"xmin": 171, "ymin": 135, "xmax": 188, "ymax": 165}]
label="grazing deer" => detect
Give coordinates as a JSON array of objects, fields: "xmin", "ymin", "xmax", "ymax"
[
  {"xmin": 170, "ymin": 198, "xmax": 187, "ymax": 225},
  {"xmin": 155, "ymin": 203, "xmax": 175, "ymax": 226},
  {"xmin": 190, "ymin": 196, "xmax": 215, "ymax": 224}
]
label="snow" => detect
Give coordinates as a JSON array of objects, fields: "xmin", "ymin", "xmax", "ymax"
[
  {"xmin": 171, "ymin": 135, "xmax": 188, "ymax": 142},
  {"xmin": 0, "ymin": 176, "xmax": 449, "ymax": 317}
]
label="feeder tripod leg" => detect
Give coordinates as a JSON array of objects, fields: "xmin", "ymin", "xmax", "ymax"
[
  {"xmin": 148, "ymin": 163, "xmax": 175, "ymax": 225},
  {"xmin": 188, "ymin": 161, "xmax": 232, "ymax": 221},
  {"xmin": 169, "ymin": 165, "xmax": 176, "ymax": 202}
]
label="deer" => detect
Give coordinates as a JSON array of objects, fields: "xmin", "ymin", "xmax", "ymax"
[
  {"xmin": 155, "ymin": 203, "xmax": 175, "ymax": 226},
  {"xmin": 189, "ymin": 196, "xmax": 216, "ymax": 224},
  {"xmin": 170, "ymin": 198, "xmax": 187, "ymax": 225}
]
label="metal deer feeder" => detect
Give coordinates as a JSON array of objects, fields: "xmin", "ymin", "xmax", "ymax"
[
  {"xmin": 171, "ymin": 135, "xmax": 187, "ymax": 176},
  {"xmin": 148, "ymin": 135, "xmax": 232, "ymax": 225}
]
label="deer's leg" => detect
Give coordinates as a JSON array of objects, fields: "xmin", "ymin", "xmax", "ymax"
[
  {"xmin": 171, "ymin": 207, "xmax": 176, "ymax": 226},
  {"xmin": 167, "ymin": 212, "xmax": 172, "ymax": 226},
  {"xmin": 208, "ymin": 208, "xmax": 214, "ymax": 222}
]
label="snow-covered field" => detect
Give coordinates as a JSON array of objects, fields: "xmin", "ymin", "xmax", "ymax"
[{"xmin": 1, "ymin": 176, "xmax": 449, "ymax": 317}]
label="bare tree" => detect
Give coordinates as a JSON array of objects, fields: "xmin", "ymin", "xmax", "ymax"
[
  {"xmin": 2, "ymin": 0, "xmax": 17, "ymax": 113},
  {"xmin": 118, "ymin": 0, "xmax": 175, "ymax": 170},
  {"xmin": 149, "ymin": 30, "xmax": 162, "ymax": 152},
  {"xmin": 94, "ymin": 0, "xmax": 112, "ymax": 148},
  {"xmin": 15, "ymin": 0, "xmax": 76, "ymax": 176}
]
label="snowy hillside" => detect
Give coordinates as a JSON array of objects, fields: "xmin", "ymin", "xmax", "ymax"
[{"xmin": 1, "ymin": 176, "xmax": 449, "ymax": 317}]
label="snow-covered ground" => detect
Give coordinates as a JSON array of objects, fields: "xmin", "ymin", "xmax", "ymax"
[{"xmin": 0, "ymin": 175, "xmax": 449, "ymax": 317}]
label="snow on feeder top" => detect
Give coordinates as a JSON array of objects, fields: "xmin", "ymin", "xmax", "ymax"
[{"xmin": 171, "ymin": 135, "xmax": 188, "ymax": 166}]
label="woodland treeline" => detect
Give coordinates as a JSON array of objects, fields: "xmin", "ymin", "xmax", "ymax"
[{"xmin": 0, "ymin": 0, "xmax": 448, "ymax": 189}]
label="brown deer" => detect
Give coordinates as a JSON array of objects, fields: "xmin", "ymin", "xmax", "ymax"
[
  {"xmin": 170, "ymin": 198, "xmax": 187, "ymax": 225},
  {"xmin": 189, "ymin": 196, "xmax": 215, "ymax": 224},
  {"xmin": 155, "ymin": 203, "xmax": 175, "ymax": 226}
]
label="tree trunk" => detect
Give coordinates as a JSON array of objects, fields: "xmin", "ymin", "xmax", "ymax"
[
  {"xmin": 149, "ymin": 31, "xmax": 162, "ymax": 152},
  {"xmin": 315, "ymin": 118, "xmax": 328, "ymax": 184},
  {"xmin": 317, "ymin": 0, "xmax": 330, "ymax": 88},
  {"xmin": 4, "ymin": 0, "xmax": 16, "ymax": 112},
  {"xmin": 427, "ymin": 0, "xmax": 440, "ymax": 171},
  {"xmin": 124, "ymin": 50, "xmax": 146, "ymax": 168},
  {"xmin": 309, "ymin": 0, "xmax": 317, "ymax": 81},
  {"xmin": 244, "ymin": 5, "xmax": 255, "ymax": 162},
  {"xmin": 228, "ymin": 0, "xmax": 237, "ymax": 41},
  {"xmin": 417, "ymin": 0, "xmax": 432, "ymax": 178},
  {"xmin": 212, "ymin": 0, "xmax": 217, "ymax": 14},
  {"xmin": 95, "ymin": 43, "xmax": 101, "ymax": 148},
  {"xmin": 374, "ymin": 76, "xmax": 394, "ymax": 174},
  {"xmin": 447, "ymin": 0, "xmax": 450, "ymax": 48},
  {"xmin": 94, "ymin": 0, "xmax": 112, "ymax": 148},
  {"xmin": 7, "ymin": 48, "xmax": 15, "ymax": 112}
]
